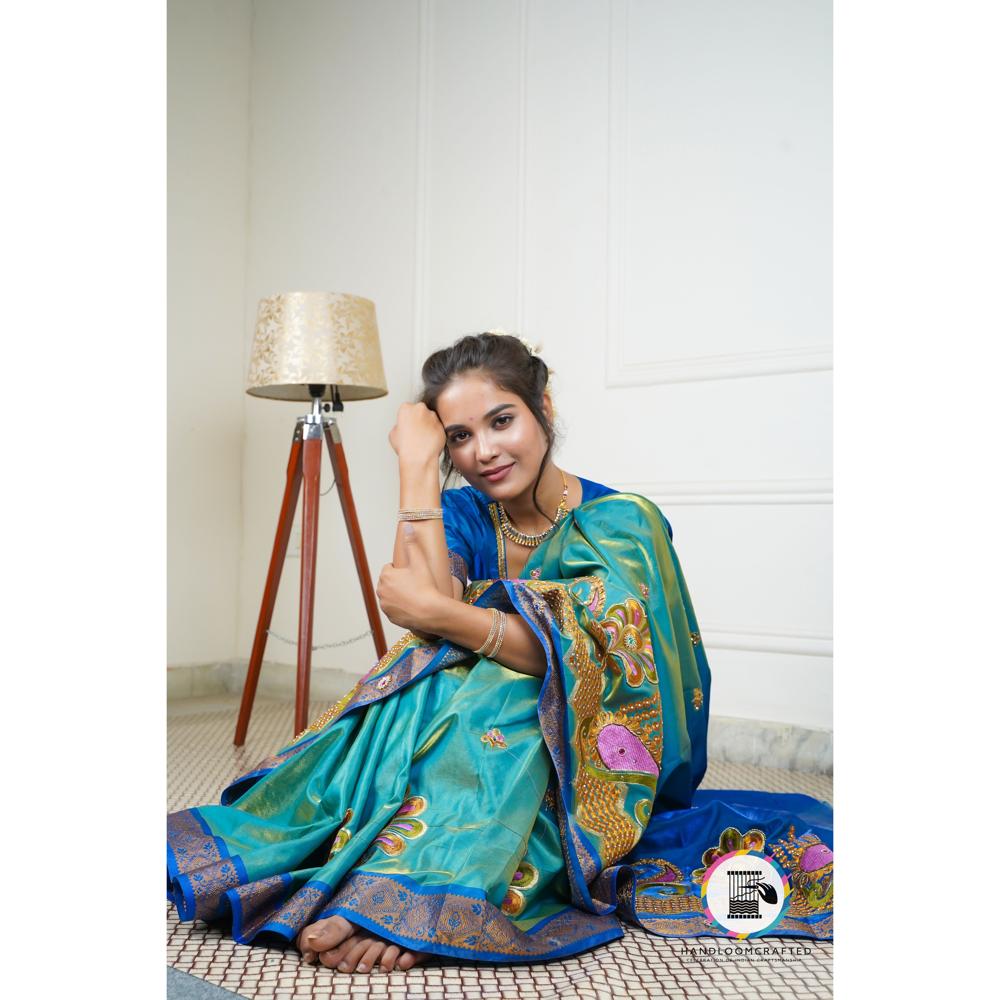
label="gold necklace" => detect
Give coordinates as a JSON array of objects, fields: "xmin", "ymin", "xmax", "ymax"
[{"xmin": 497, "ymin": 469, "xmax": 569, "ymax": 548}]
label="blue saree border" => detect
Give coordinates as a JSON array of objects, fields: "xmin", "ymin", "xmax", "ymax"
[
  {"xmin": 320, "ymin": 904, "xmax": 623, "ymax": 964},
  {"xmin": 167, "ymin": 814, "xmax": 248, "ymax": 922},
  {"xmin": 226, "ymin": 872, "xmax": 296, "ymax": 943},
  {"xmin": 317, "ymin": 870, "xmax": 623, "ymax": 963}
]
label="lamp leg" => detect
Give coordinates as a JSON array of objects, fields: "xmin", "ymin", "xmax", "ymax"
[
  {"xmin": 234, "ymin": 429, "xmax": 304, "ymax": 746},
  {"xmin": 295, "ymin": 434, "xmax": 323, "ymax": 735},
  {"xmin": 324, "ymin": 424, "xmax": 388, "ymax": 658}
]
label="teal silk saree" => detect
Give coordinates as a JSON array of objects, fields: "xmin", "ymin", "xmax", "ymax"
[{"xmin": 167, "ymin": 487, "xmax": 833, "ymax": 960}]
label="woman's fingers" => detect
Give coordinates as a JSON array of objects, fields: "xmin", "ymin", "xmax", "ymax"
[{"xmin": 380, "ymin": 944, "xmax": 401, "ymax": 972}]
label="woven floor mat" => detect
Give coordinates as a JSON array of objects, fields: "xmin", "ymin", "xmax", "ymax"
[{"xmin": 167, "ymin": 696, "xmax": 833, "ymax": 999}]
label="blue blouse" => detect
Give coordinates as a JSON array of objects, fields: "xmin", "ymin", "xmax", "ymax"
[{"xmin": 441, "ymin": 475, "xmax": 620, "ymax": 585}]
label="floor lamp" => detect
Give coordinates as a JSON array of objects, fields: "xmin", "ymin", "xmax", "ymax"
[{"xmin": 234, "ymin": 291, "xmax": 390, "ymax": 745}]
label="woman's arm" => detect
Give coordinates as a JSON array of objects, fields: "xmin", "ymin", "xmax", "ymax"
[
  {"xmin": 393, "ymin": 456, "xmax": 455, "ymax": 600},
  {"xmin": 422, "ymin": 594, "xmax": 548, "ymax": 678}
]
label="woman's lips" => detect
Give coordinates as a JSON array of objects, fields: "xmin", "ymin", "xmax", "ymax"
[{"xmin": 482, "ymin": 463, "xmax": 514, "ymax": 482}]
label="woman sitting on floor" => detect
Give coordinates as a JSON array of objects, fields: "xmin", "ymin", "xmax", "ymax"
[{"xmin": 166, "ymin": 331, "xmax": 833, "ymax": 974}]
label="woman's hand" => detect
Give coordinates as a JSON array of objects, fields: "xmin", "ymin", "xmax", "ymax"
[
  {"xmin": 377, "ymin": 523, "xmax": 447, "ymax": 635},
  {"xmin": 388, "ymin": 402, "xmax": 446, "ymax": 466}
]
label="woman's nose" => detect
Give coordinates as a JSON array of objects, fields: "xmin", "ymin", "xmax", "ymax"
[{"xmin": 475, "ymin": 433, "xmax": 498, "ymax": 463}]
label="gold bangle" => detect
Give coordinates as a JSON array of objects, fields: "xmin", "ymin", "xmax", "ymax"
[
  {"xmin": 485, "ymin": 610, "xmax": 507, "ymax": 658},
  {"xmin": 474, "ymin": 607, "xmax": 501, "ymax": 655},
  {"xmin": 398, "ymin": 508, "xmax": 444, "ymax": 521},
  {"xmin": 475, "ymin": 608, "xmax": 500, "ymax": 655}
]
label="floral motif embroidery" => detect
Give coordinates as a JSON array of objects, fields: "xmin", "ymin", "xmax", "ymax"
[
  {"xmin": 639, "ymin": 582, "xmax": 649, "ymax": 597},
  {"xmin": 376, "ymin": 675, "xmax": 392, "ymax": 690},
  {"xmin": 530, "ymin": 567, "xmax": 541, "ymax": 578},
  {"xmin": 481, "ymin": 727, "xmax": 507, "ymax": 749},
  {"xmin": 501, "ymin": 860, "xmax": 540, "ymax": 916},
  {"xmin": 690, "ymin": 631, "xmax": 701, "ymax": 645},
  {"xmin": 597, "ymin": 598, "xmax": 656, "ymax": 686},
  {"xmin": 328, "ymin": 808, "xmax": 354, "ymax": 859},
  {"xmin": 692, "ymin": 827, "xmax": 767, "ymax": 884},
  {"xmin": 372, "ymin": 795, "xmax": 427, "ymax": 857},
  {"xmin": 770, "ymin": 825, "xmax": 834, "ymax": 915},
  {"xmin": 691, "ymin": 688, "xmax": 703, "ymax": 710}
]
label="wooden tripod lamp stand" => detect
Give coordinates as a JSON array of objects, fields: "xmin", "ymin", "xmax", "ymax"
[{"xmin": 234, "ymin": 291, "xmax": 390, "ymax": 745}]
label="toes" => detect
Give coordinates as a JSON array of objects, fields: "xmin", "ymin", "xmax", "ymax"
[
  {"xmin": 296, "ymin": 926, "xmax": 315, "ymax": 956},
  {"xmin": 339, "ymin": 934, "xmax": 375, "ymax": 973},
  {"xmin": 357, "ymin": 939, "xmax": 385, "ymax": 974},
  {"xmin": 380, "ymin": 945, "xmax": 400, "ymax": 972},
  {"xmin": 297, "ymin": 925, "xmax": 319, "ymax": 963},
  {"xmin": 307, "ymin": 926, "xmax": 417, "ymax": 975},
  {"xmin": 318, "ymin": 933, "xmax": 359, "ymax": 970},
  {"xmin": 305, "ymin": 914, "xmax": 354, "ymax": 953}
]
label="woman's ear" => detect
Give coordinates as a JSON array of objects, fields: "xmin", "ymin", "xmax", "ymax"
[{"xmin": 542, "ymin": 391, "xmax": 554, "ymax": 425}]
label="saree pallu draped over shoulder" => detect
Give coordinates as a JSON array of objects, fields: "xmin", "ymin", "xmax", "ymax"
[{"xmin": 167, "ymin": 494, "xmax": 833, "ymax": 961}]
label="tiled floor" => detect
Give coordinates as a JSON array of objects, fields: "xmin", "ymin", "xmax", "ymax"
[{"xmin": 167, "ymin": 695, "xmax": 833, "ymax": 999}]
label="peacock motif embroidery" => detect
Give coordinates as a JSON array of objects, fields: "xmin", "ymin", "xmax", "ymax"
[
  {"xmin": 632, "ymin": 857, "xmax": 689, "ymax": 898},
  {"xmin": 327, "ymin": 808, "xmax": 354, "ymax": 859},
  {"xmin": 372, "ymin": 795, "xmax": 428, "ymax": 857},
  {"xmin": 500, "ymin": 860, "xmax": 540, "ymax": 917}
]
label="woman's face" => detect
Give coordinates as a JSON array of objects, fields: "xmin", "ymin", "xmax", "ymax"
[{"xmin": 434, "ymin": 372, "xmax": 552, "ymax": 497}]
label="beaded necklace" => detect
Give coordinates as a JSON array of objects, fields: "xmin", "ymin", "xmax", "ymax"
[{"xmin": 496, "ymin": 468, "xmax": 569, "ymax": 548}]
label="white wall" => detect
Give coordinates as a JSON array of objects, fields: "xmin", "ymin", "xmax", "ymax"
[
  {"xmin": 167, "ymin": 0, "xmax": 251, "ymax": 665},
  {"xmin": 171, "ymin": 0, "xmax": 832, "ymax": 730},
  {"xmin": 236, "ymin": 0, "xmax": 422, "ymax": 676}
]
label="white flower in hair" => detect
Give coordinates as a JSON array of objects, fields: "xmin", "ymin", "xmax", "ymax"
[{"xmin": 485, "ymin": 327, "xmax": 543, "ymax": 358}]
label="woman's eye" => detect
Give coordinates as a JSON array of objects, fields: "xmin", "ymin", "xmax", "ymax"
[{"xmin": 449, "ymin": 416, "xmax": 511, "ymax": 445}]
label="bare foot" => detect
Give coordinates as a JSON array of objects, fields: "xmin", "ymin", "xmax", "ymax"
[
  {"xmin": 319, "ymin": 928, "xmax": 428, "ymax": 973},
  {"xmin": 297, "ymin": 914, "xmax": 427, "ymax": 973},
  {"xmin": 296, "ymin": 914, "xmax": 354, "ymax": 964}
]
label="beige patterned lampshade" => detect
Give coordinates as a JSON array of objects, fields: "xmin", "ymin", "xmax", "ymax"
[{"xmin": 246, "ymin": 291, "xmax": 389, "ymax": 402}]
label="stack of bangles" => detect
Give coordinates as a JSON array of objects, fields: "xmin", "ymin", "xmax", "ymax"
[
  {"xmin": 397, "ymin": 505, "xmax": 507, "ymax": 658},
  {"xmin": 473, "ymin": 607, "xmax": 507, "ymax": 658}
]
